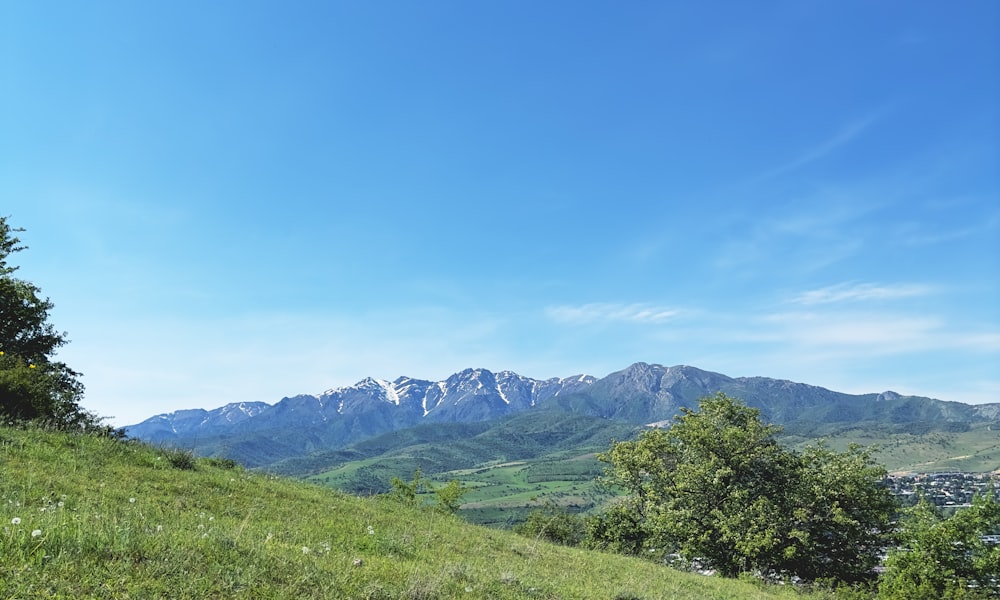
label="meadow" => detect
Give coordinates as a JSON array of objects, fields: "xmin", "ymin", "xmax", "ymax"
[{"xmin": 0, "ymin": 425, "xmax": 828, "ymax": 599}]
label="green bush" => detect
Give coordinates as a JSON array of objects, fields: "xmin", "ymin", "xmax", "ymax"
[
  {"xmin": 514, "ymin": 503, "xmax": 586, "ymax": 546},
  {"xmin": 161, "ymin": 447, "xmax": 198, "ymax": 470}
]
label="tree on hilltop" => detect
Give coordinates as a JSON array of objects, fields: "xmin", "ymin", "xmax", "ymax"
[
  {"xmin": 0, "ymin": 216, "xmax": 112, "ymax": 433},
  {"xmin": 595, "ymin": 392, "xmax": 897, "ymax": 583}
]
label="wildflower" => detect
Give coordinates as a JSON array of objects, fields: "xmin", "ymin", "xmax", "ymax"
[
  {"xmin": 367, "ymin": 525, "xmax": 375, "ymax": 536},
  {"xmin": 129, "ymin": 498, "xmax": 136, "ymax": 504},
  {"xmin": 156, "ymin": 525, "xmax": 163, "ymax": 532},
  {"xmin": 10, "ymin": 517, "xmax": 20, "ymax": 525},
  {"xmin": 31, "ymin": 529, "xmax": 41, "ymax": 538},
  {"xmin": 57, "ymin": 501, "xmax": 64, "ymax": 508},
  {"xmin": 302, "ymin": 546, "xmax": 310, "ymax": 554},
  {"xmin": 29, "ymin": 364, "xmax": 35, "ymax": 369},
  {"xmin": 265, "ymin": 532, "xmax": 273, "ymax": 542}
]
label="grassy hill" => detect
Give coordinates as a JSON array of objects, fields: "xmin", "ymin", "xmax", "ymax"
[
  {"xmin": 779, "ymin": 421, "xmax": 1000, "ymax": 473},
  {"xmin": 274, "ymin": 412, "xmax": 999, "ymax": 528},
  {"xmin": 0, "ymin": 425, "xmax": 823, "ymax": 599}
]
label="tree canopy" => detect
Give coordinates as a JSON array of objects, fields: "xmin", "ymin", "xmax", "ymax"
[
  {"xmin": 878, "ymin": 493, "xmax": 1000, "ymax": 599},
  {"xmin": 597, "ymin": 392, "xmax": 897, "ymax": 583},
  {"xmin": 0, "ymin": 216, "xmax": 109, "ymax": 432}
]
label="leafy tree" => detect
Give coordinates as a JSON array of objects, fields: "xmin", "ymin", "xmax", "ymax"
[
  {"xmin": 0, "ymin": 217, "xmax": 109, "ymax": 432},
  {"xmin": 390, "ymin": 467, "xmax": 426, "ymax": 504},
  {"xmin": 433, "ymin": 479, "xmax": 468, "ymax": 514},
  {"xmin": 878, "ymin": 493, "xmax": 1000, "ymax": 599},
  {"xmin": 584, "ymin": 496, "xmax": 649, "ymax": 555},
  {"xmin": 390, "ymin": 468, "xmax": 467, "ymax": 513},
  {"xmin": 598, "ymin": 392, "xmax": 896, "ymax": 583},
  {"xmin": 515, "ymin": 501, "xmax": 586, "ymax": 546},
  {"xmin": 786, "ymin": 442, "xmax": 898, "ymax": 583}
]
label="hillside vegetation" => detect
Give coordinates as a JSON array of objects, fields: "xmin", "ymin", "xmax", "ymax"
[
  {"xmin": 265, "ymin": 412, "xmax": 999, "ymax": 528},
  {"xmin": 0, "ymin": 425, "xmax": 821, "ymax": 599},
  {"xmin": 782, "ymin": 423, "xmax": 1000, "ymax": 473}
]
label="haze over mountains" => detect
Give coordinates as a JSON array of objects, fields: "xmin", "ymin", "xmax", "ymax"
[{"xmin": 126, "ymin": 363, "xmax": 1000, "ymax": 469}]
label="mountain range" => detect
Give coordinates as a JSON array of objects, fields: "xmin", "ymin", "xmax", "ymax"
[{"xmin": 126, "ymin": 363, "xmax": 1000, "ymax": 469}]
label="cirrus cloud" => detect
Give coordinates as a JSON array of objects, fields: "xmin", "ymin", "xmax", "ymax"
[
  {"xmin": 790, "ymin": 282, "xmax": 933, "ymax": 305},
  {"xmin": 545, "ymin": 303, "xmax": 682, "ymax": 325}
]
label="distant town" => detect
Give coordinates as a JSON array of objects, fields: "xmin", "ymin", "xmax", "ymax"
[{"xmin": 888, "ymin": 472, "xmax": 1000, "ymax": 509}]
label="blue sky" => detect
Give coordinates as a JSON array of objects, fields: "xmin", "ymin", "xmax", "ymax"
[{"xmin": 2, "ymin": 1, "xmax": 998, "ymax": 426}]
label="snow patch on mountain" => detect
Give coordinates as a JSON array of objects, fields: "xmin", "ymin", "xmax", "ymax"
[{"xmin": 125, "ymin": 367, "xmax": 600, "ymax": 441}]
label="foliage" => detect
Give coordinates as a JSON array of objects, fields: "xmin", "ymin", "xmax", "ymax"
[
  {"xmin": 878, "ymin": 493, "xmax": 1000, "ymax": 599},
  {"xmin": 433, "ymin": 480, "xmax": 468, "ymax": 514},
  {"xmin": 391, "ymin": 467, "xmax": 426, "ymax": 504},
  {"xmin": 598, "ymin": 392, "xmax": 897, "ymax": 583},
  {"xmin": 786, "ymin": 442, "xmax": 899, "ymax": 582},
  {"xmin": 391, "ymin": 468, "xmax": 468, "ymax": 514},
  {"xmin": 162, "ymin": 446, "xmax": 198, "ymax": 470},
  {"xmin": 514, "ymin": 502, "xmax": 586, "ymax": 546},
  {"xmin": 583, "ymin": 496, "xmax": 650, "ymax": 555},
  {"xmin": 0, "ymin": 217, "xmax": 112, "ymax": 434}
]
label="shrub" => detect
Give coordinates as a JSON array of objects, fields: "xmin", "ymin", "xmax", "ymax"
[{"xmin": 514, "ymin": 503, "xmax": 586, "ymax": 546}]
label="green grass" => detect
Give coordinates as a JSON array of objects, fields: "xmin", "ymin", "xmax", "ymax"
[
  {"xmin": 0, "ymin": 425, "xmax": 824, "ymax": 599},
  {"xmin": 307, "ymin": 451, "xmax": 616, "ymax": 527},
  {"xmin": 441, "ymin": 455, "xmax": 615, "ymax": 527}
]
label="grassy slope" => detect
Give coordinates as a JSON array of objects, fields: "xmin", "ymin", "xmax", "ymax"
[
  {"xmin": 781, "ymin": 423, "xmax": 1000, "ymax": 473},
  {"xmin": 0, "ymin": 426, "xmax": 815, "ymax": 600}
]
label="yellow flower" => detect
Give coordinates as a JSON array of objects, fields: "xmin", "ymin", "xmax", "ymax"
[{"xmin": 29, "ymin": 364, "xmax": 36, "ymax": 369}]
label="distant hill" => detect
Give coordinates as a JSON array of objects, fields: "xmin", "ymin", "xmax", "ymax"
[
  {"xmin": 126, "ymin": 362, "xmax": 1000, "ymax": 469},
  {"xmin": 268, "ymin": 408, "xmax": 638, "ymax": 487}
]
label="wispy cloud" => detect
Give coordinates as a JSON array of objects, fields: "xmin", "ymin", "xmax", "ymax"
[
  {"xmin": 900, "ymin": 211, "xmax": 1000, "ymax": 246},
  {"xmin": 755, "ymin": 115, "xmax": 880, "ymax": 181},
  {"xmin": 545, "ymin": 303, "xmax": 682, "ymax": 325},
  {"xmin": 790, "ymin": 282, "xmax": 933, "ymax": 305},
  {"xmin": 755, "ymin": 309, "xmax": 1000, "ymax": 358},
  {"xmin": 760, "ymin": 311, "xmax": 941, "ymax": 351}
]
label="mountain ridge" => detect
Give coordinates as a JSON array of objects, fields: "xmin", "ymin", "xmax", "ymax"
[{"xmin": 126, "ymin": 362, "xmax": 1000, "ymax": 468}]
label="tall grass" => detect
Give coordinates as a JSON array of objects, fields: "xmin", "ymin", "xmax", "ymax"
[{"xmin": 0, "ymin": 425, "xmax": 822, "ymax": 599}]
